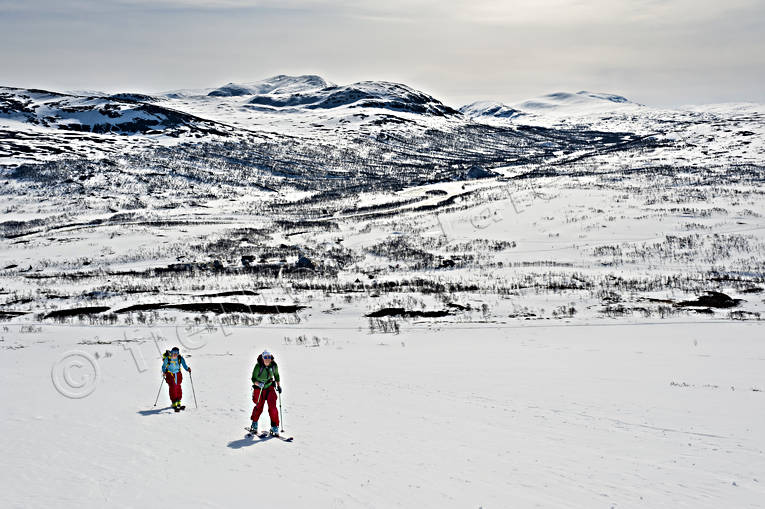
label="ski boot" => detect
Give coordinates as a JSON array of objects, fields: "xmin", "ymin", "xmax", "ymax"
[
  {"xmin": 269, "ymin": 425, "xmax": 280, "ymax": 437},
  {"xmin": 249, "ymin": 422, "xmax": 258, "ymax": 435}
]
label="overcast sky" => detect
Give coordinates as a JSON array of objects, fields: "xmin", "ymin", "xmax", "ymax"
[{"xmin": 1, "ymin": 0, "xmax": 763, "ymax": 107}]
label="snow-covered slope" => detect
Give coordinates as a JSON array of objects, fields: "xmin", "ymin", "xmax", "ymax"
[
  {"xmin": 1, "ymin": 76, "xmax": 764, "ymax": 190},
  {"xmin": 3, "ymin": 321, "xmax": 765, "ymax": 508},
  {"xmin": 0, "ymin": 86, "xmax": 238, "ymax": 165},
  {"xmin": 0, "ymin": 87, "xmax": 225, "ymax": 135},
  {"xmin": 6, "ymin": 76, "xmax": 664, "ymax": 191}
]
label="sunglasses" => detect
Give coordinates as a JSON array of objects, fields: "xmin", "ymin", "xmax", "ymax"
[{"xmin": 263, "ymin": 355, "xmax": 273, "ymax": 360}]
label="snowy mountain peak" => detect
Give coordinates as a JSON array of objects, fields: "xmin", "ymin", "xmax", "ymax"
[
  {"xmin": 459, "ymin": 100, "xmax": 524, "ymax": 119},
  {"xmin": 207, "ymin": 75, "xmax": 332, "ymax": 97},
  {"xmin": 514, "ymin": 90, "xmax": 639, "ymax": 114},
  {"xmin": 243, "ymin": 79, "xmax": 459, "ymax": 116},
  {"xmin": 574, "ymin": 91, "xmax": 632, "ymax": 104},
  {"xmin": 459, "ymin": 92, "xmax": 636, "ymax": 121}
]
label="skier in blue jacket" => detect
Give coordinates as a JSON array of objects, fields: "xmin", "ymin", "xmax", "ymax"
[{"xmin": 162, "ymin": 347, "xmax": 191, "ymax": 411}]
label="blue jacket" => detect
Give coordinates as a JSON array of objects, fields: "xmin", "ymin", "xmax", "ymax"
[{"xmin": 162, "ymin": 355, "xmax": 189, "ymax": 375}]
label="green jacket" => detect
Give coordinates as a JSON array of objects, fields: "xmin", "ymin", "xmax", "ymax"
[{"xmin": 252, "ymin": 360, "xmax": 280, "ymax": 388}]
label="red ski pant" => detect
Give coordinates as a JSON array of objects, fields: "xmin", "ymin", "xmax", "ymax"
[
  {"xmin": 165, "ymin": 371, "xmax": 183, "ymax": 402},
  {"xmin": 251, "ymin": 386, "xmax": 279, "ymax": 426}
]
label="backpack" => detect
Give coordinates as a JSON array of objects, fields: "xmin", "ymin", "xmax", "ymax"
[{"xmin": 163, "ymin": 350, "xmax": 182, "ymax": 363}]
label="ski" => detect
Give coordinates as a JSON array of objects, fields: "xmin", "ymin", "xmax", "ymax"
[
  {"xmin": 174, "ymin": 405, "xmax": 186, "ymax": 412},
  {"xmin": 242, "ymin": 428, "xmax": 293, "ymax": 441},
  {"xmin": 243, "ymin": 427, "xmax": 268, "ymax": 438},
  {"xmin": 265, "ymin": 431, "xmax": 294, "ymax": 442}
]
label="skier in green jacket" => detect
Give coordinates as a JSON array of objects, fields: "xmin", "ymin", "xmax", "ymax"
[{"xmin": 249, "ymin": 350, "xmax": 282, "ymax": 436}]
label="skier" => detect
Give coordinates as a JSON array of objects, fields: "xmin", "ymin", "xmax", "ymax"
[
  {"xmin": 162, "ymin": 347, "xmax": 191, "ymax": 412},
  {"xmin": 249, "ymin": 350, "xmax": 282, "ymax": 436}
]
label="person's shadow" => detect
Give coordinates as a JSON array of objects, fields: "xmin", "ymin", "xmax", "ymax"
[
  {"xmin": 227, "ymin": 435, "xmax": 273, "ymax": 449},
  {"xmin": 137, "ymin": 407, "xmax": 174, "ymax": 416}
]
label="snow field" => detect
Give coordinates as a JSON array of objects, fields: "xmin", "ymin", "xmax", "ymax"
[{"xmin": 2, "ymin": 321, "xmax": 764, "ymax": 508}]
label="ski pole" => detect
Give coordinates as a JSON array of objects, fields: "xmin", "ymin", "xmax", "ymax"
[
  {"xmin": 267, "ymin": 376, "xmax": 283, "ymax": 432},
  {"xmin": 278, "ymin": 389, "xmax": 284, "ymax": 432},
  {"xmin": 189, "ymin": 372, "xmax": 198, "ymax": 409},
  {"xmin": 153, "ymin": 376, "xmax": 164, "ymax": 407}
]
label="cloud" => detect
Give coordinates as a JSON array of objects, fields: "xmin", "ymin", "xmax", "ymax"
[
  {"xmin": 5, "ymin": 0, "xmax": 761, "ymax": 25},
  {"xmin": 450, "ymin": 0, "xmax": 764, "ymax": 26},
  {"xmin": 1, "ymin": 0, "xmax": 763, "ymax": 105}
]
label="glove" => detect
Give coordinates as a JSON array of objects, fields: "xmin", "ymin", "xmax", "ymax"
[
  {"xmin": 276, "ymin": 385, "xmax": 282, "ymax": 394},
  {"xmin": 187, "ymin": 368, "xmax": 191, "ymax": 373}
]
